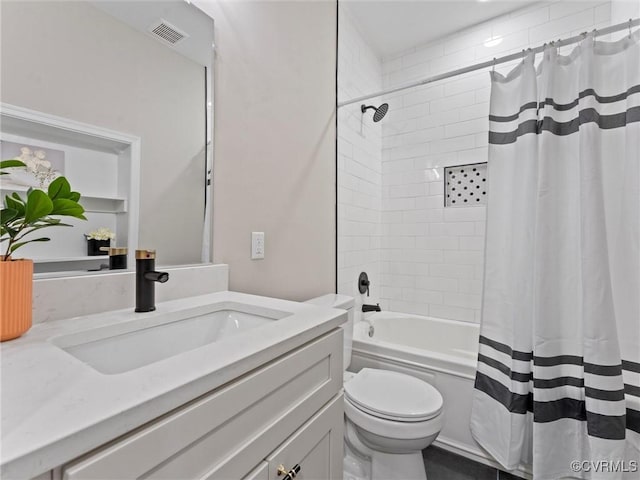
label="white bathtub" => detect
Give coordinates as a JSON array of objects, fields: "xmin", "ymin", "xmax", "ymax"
[{"xmin": 350, "ymin": 312, "xmax": 516, "ymax": 472}]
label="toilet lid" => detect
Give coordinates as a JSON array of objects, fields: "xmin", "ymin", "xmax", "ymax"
[{"xmin": 344, "ymin": 369, "xmax": 443, "ymax": 422}]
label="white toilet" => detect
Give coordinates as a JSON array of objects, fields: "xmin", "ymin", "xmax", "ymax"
[{"xmin": 306, "ymin": 294, "xmax": 443, "ymax": 480}]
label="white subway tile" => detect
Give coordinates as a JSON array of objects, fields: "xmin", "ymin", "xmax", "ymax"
[
  {"xmin": 443, "ymin": 249, "xmax": 485, "ymax": 265},
  {"xmin": 459, "ymin": 236, "xmax": 485, "ymax": 251},
  {"xmin": 459, "ymin": 103, "xmax": 490, "ymax": 121},
  {"xmin": 387, "ymin": 300, "xmax": 429, "ymax": 316},
  {"xmin": 499, "ymin": 5, "xmax": 550, "ymax": 36},
  {"xmin": 403, "ymin": 208, "xmax": 443, "ymax": 223},
  {"xmin": 380, "ymin": 286, "xmax": 403, "ymax": 299},
  {"xmin": 457, "ymin": 147, "xmax": 488, "ymax": 165},
  {"xmin": 383, "ymin": 197, "xmax": 416, "ymax": 211},
  {"xmin": 429, "ymin": 222, "xmax": 476, "ymax": 236},
  {"xmin": 415, "ymin": 235, "xmax": 459, "ymax": 250},
  {"xmin": 403, "ymin": 288, "xmax": 444, "ymax": 304},
  {"xmin": 402, "ymin": 85, "xmax": 444, "ymax": 105},
  {"xmin": 402, "ymin": 43, "xmax": 445, "ymax": 67},
  {"xmin": 381, "ymin": 155, "xmax": 411, "ymax": 170},
  {"xmin": 430, "ymin": 92, "xmax": 476, "ymax": 113},
  {"xmin": 474, "ymin": 30, "xmax": 530, "ymax": 60},
  {"xmin": 382, "ymin": 118, "xmax": 418, "ymax": 137},
  {"xmin": 444, "ymin": 205, "xmax": 487, "ymax": 222},
  {"xmin": 594, "ymin": 3, "xmax": 611, "ymax": 24},
  {"xmin": 389, "ymin": 183, "xmax": 427, "ymax": 198},
  {"xmin": 382, "ymin": 274, "xmax": 415, "ymax": 288},
  {"xmin": 430, "ymin": 48, "xmax": 476, "ymax": 74},
  {"xmin": 429, "ymin": 181, "xmax": 444, "ymax": 196},
  {"xmin": 381, "ymin": 211, "xmax": 403, "ymax": 224},
  {"xmin": 415, "ymin": 276, "xmax": 458, "ymax": 293},
  {"xmin": 399, "ymin": 102, "xmax": 431, "ymax": 120},
  {"xmin": 431, "ymin": 135, "xmax": 476, "ymax": 154},
  {"xmin": 382, "ymin": 235, "xmax": 416, "ymax": 249},
  {"xmin": 458, "ymin": 278, "xmax": 482, "ymax": 294},
  {"xmin": 475, "ymin": 132, "xmax": 488, "ymax": 148},
  {"xmin": 429, "ymin": 304, "xmax": 477, "ymax": 323},
  {"xmin": 383, "ymin": 57, "xmax": 403, "ymax": 74},
  {"xmin": 443, "ymin": 72, "xmax": 486, "ymax": 97},
  {"xmin": 417, "ymin": 110, "xmax": 460, "ymax": 129},
  {"xmin": 444, "ymin": 292, "xmax": 481, "ymax": 309},
  {"xmin": 415, "ymin": 195, "xmax": 445, "ymax": 210},
  {"xmin": 384, "ymin": 144, "xmax": 430, "ymax": 162},
  {"xmin": 429, "ymin": 263, "xmax": 475, "ymax": 278},
  {"xmin": 407, "ymin": 249, "xmax": 444, "ymax": 263},
  {"xmin": 443, "ymin": 25, "xmax": 493, "ymax": 54},
  {"xmin": 529, "ymin": 9, "xmax": 595, "ymax": 44},
  {"xmin": 475, "ymin": 87, "xmax": 491, "ymax": 104},
  {"xmin": 445, "ymin": 118, "xmax": 488, "ymax": 138},
  {"xmin": 550, "ymin": 1, "xmax": 604, "ymax": 20}
]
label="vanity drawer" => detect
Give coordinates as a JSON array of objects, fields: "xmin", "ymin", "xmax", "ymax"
[{"xmin": 62, "ymin": 329, "xmax": 343, "ymax": 480}]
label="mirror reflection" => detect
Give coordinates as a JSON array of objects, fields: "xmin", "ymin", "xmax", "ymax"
[{"xmin": 0, "ymin": 0, "xmax": 214, "ymax": 276}]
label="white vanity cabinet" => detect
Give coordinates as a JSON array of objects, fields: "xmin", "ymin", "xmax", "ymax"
[{"xmin": 58, "ymin": 329, "xmax": 344, "ymax": 480}]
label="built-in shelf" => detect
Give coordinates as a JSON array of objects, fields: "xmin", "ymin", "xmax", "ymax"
[
  {"xmin": 1, "ymin": 103, "xmax": 140, "ymax": 274},
  {"xmin": 1, "ymin": 186, "xmax": 127, "ymax": 214}
]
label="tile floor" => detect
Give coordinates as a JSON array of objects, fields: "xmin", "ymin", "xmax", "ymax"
[{"xmin": 423, "ymin": 447, "xmax": 524, "ymax": 480}]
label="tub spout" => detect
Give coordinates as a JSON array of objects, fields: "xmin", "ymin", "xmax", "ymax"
[{"xmin": 362, "ymin": 303, "xmax": 381, "ymax": 313}]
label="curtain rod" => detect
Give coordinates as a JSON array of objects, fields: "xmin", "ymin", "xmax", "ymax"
[{"xmin": 338, "ymin": 17, "xmax": 640, "ymax": 108}]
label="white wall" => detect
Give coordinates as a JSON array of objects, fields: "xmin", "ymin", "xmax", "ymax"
[
  {"xmin": 340, "ymin": 0, "xmax": 624, "ymax": 323},
  {"xmin": 337, "ymin": 6, "xmax": 383, "ymax": 310},
  {"xmin": 198, "ymin": 0, "xmax": 337, "ymax": 301}
]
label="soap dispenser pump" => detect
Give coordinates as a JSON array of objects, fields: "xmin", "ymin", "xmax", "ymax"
[{"xmin": 135, "ymin": 249, "xmax": 169, "ymax": 312}]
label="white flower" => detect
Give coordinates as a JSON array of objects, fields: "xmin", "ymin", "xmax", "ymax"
[{"xmin": 86, "ymin": 227, "xmax": 116, "ymax": 241}]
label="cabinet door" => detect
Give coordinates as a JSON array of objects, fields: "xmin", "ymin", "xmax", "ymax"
[
  {"xmin": 266, "ymin": 394, "xmax": 343, "ymax": 480},
  {"xmin": 242, "ymin": 462, "xmax": 269, "ymax": 480}
]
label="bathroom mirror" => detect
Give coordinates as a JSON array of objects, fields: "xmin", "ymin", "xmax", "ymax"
[{"xmin": 0, "ymin": 0, "xmax": 214, "ymax": 275}]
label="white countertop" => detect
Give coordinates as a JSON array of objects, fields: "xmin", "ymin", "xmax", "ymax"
[{"xmin": 0, "ymin": 291, "xmax": 347, "ymax": 479}]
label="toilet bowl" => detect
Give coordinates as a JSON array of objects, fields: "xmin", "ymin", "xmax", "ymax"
[{"xmin": 305, "ymin": 294, "xmax": 444, "ymax": 480}]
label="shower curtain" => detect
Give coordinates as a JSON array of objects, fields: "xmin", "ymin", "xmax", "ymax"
[{"xmin": 470, "ymin": 31, "xmax": 639, "ymax": 480}]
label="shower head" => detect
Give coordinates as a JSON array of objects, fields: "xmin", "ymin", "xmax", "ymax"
[{"xmin": 361, "ymin": 103, "xmax": 389, "ymax": 122}]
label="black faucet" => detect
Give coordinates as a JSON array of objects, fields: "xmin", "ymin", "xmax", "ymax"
[
  {"xmin": 135, "ymin": 249, "xmax": 169, "ymax": 312},
  {"xmin": 362, "ymin": 303, "xmax": 381, "ymax": 313}
]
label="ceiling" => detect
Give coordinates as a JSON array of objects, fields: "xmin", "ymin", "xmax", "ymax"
[{"xmin": 342, "ymin": 0, "xmax": 540, "ymax": 58}]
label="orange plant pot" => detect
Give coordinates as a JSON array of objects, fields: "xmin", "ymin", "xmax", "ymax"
[{"xmin": 0, "ymin": 258, "xmax": 33, "ymax": 341}]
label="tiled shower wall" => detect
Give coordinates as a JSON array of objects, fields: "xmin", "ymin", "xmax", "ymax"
[
  {"xmin": 377, "ymin": 1, "xmax": 618, "ymax": 323},
  {"xmin": 337, "ymin": 5, "xmax": 383, "ymax": 306},
  {"xmin": 339, "ymin": 0, "xmax": 633, "ymax": 322}
]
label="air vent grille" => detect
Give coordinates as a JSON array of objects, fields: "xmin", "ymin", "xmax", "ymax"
[{"xmin": 148, "ymin": 19, "xmax": 188, "ymax": 45}]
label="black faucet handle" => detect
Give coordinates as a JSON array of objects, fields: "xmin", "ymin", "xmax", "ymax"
[{"xmin": 358, "ymin": 272, "xmax": 370, "ymax": 296}]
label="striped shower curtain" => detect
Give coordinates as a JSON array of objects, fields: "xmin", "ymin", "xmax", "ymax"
[{"xmin": 470, "ymin": 31, "xmax": 639, "ymax": 479}]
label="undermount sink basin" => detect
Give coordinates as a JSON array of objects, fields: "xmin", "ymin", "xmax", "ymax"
[{"xmin": 50, "ymin": 302, "xmax": 291, "ymax": 374}]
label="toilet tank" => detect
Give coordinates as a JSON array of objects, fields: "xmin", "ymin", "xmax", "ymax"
[{"xmin": 305, "ymin": 294, "xmax": 354, "ymax": 371}]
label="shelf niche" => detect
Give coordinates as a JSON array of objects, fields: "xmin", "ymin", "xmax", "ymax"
[{"xmin": 1, "ymin": 103, "xmax": 140, "ymax": 275}]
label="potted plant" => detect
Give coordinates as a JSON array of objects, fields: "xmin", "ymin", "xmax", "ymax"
[{"xmin": 1, "ymin": 159, "xmax": 86, "ymax": 341}]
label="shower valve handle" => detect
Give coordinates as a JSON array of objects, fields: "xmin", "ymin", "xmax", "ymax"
[{"xmin": 358, "ymin": 272, "xmax": 370, "ymax": 296}]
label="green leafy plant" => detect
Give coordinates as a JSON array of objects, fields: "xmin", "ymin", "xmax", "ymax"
[{"xmin": 1, "ymin": 159, "xmax": 86, "ymax": 260}]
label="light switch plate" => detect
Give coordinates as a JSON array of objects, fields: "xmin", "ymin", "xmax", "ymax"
[{"xmin": 251, "ymin": 232, "xmax": 265, "ymax": 259}]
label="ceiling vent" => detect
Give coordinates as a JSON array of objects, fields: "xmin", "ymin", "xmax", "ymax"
[{"xmin": 148, "ymin": 19, "xmax": 188, "ymax": 45}]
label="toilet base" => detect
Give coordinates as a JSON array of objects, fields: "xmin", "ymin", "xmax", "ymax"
[
  {"xmin": 344, "ymin": 446, "xmax": 427, "ymax": 480},
  {"xmin": 344, "ymin": 418, "xmax": 428, "ymax": 480}
]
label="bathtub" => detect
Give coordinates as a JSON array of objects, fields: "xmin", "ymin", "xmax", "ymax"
[{"xmin": 350, "ymin": 311, "xmax": 527, "ymax": 475}]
